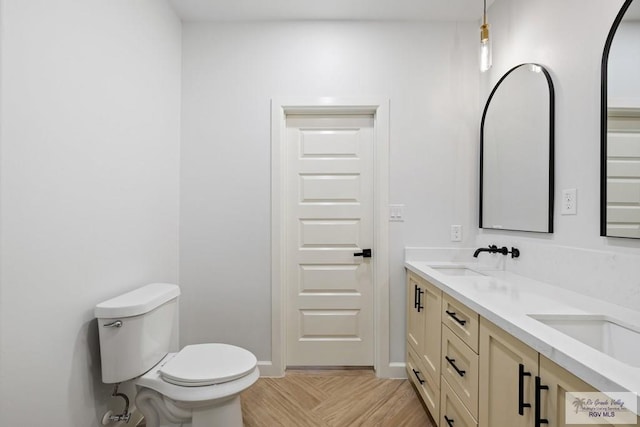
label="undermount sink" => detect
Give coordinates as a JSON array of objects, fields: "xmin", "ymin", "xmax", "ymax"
[
  {"xmin": 529, "ymin": 314, "xmax": 640, "ymax": 367},
  {"xmin": 431, "ymin": 266, "xmax": 486, "ymax": 277}
]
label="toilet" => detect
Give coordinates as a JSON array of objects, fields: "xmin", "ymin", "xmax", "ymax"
[{"xmin": 95, "ymin": 283, "xmax": 259, "ymax": 427}]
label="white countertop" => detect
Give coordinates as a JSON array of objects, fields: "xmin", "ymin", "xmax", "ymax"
[{"xmin": 405, "ymin": 260, "xmax": 640, "ymax": 413}]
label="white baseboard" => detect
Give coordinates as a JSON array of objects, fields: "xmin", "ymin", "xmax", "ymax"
[
  {"xmin": 255, "ymin": 360, "xmax": 406, "ymax": 379},
  {"xmin": 379, "ymin": 362, "xmax": 407, "ymax": 379},
  {"xmin": 256, "ymin": 360, "xmax": 284, "ymax": 377}
]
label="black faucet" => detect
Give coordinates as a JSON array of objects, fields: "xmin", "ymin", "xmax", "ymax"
[
  {"xmin": 473, "ymin": 245, "xmax": 498, "ymax": 257},
  {"xmin": 473, "ymin": 245, "xmax": 520, "ymax": 258}
]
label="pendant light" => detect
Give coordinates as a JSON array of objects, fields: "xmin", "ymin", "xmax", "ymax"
[{"xmin": 480, "ymin": 0, "xmax": 492, "ymax": 72}]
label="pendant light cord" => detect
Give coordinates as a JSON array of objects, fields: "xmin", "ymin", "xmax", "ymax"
[{"xmin": 483, "ymin": 0, "xmax": 487, "ymax": 25}]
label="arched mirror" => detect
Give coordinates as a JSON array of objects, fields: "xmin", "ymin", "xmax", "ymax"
[
  {"xmin": 601, "ymin": 0, "xmax": 640, "ymax": 239},
  {"xmin": 480, "ymin": 63, "xmax": 555, "ymax": 233}
]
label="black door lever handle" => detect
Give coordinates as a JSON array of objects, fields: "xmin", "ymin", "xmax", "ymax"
[{"xmin": 354, "ymin": 249, "xmax": 372, "ymax": 258}]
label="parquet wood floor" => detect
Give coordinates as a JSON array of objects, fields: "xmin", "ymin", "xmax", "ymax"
[{"xmin": 240, "ymin": 369, "xmax": 435, "ymax": 427}]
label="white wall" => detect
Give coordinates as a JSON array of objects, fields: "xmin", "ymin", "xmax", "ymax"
[
  {"xmin": 180, "ymin": 21, "xmax": 479, "ymax": 365},
  {"xmin": 476, "ymin": 0, "xmax": 640, "ymax": 310},
  {"xmin": 0, "ymin": 1, "xmax": 181, "ymax": 425}
]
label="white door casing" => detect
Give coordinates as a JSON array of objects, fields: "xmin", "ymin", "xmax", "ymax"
[
  {"xmin": 269, "ymin": 98, "xmax": 394, "ymax": 378},
  {"xmin": 285, "ymin": 114, "xmax": 374, "ymax": 366}
]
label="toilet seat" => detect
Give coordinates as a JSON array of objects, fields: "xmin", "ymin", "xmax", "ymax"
[{"xmin": 159, "ymin": 343, "xmax": 257, "ymax": 387}]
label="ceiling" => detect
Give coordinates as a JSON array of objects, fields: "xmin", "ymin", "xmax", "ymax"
[{"xmin": 169, "ymin": 0, "xmax": 494, "ymax": 22}]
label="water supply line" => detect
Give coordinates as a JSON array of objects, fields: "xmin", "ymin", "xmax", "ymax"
[{"xmin": 108, "ymin": 383, "xmax": 131, "ymax": 423}]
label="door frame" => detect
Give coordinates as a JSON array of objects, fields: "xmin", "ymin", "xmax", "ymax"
[{"xmin": 268, "ymin": 97, "xmax": 393, "ymax": 378}]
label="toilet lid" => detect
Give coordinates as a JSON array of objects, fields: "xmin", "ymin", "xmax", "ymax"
[{"xmin": 159, "ymin": 343, "xmax": 257, "ymax": 387}]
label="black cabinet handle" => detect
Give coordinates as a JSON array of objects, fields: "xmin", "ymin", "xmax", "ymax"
[
  {"xmin": 417, "ymin": 288, "xmax": 424, "ymax": 312},
  {"xmin": 444, "ymin": 415, "xmax": 455, "ymax": 427},
  {"xmin": 414, "ymin": 284, "xmax": 419, "ymax": 309},
  {"xmin": 535, "ymin": 376, "xmax": 549, "ymax": 426},
  {"xmin": 412, "ymin": 368, "xmax": 425, "ymax": 385},
  {"xmin": 518, "ymin": 364, "xmax": 532, "ymax": 415},
  {"xmin": 445, "ymin": 310, "xmax": 467, "ymax": 326},
  {"xmin": 445, "ymin": 356, "xmax": 466, "ymax": 377}
]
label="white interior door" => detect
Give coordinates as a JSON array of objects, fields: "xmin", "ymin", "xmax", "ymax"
[
  {"xmin": 285, "ymin": 114, "xmax": 374, "ymax": 366},
  {"xmin": 607, "ymin": 111, "xmax": 640, "ymax": 237}
]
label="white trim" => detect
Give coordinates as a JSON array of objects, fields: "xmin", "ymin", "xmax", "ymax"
[
  {"xmin": 388, "ymin": 362, "xmax": 408, "ymax": 379},
  {"xmin": 270, "ymin": 97, "xmax": 391, "ymax": 378},
  {"xmin": 255, "ymin": 360, "xmax": 281, "ymax": 378}
]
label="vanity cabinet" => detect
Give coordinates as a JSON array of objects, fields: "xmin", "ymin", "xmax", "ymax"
[
  {"xmin": 442, "ymin": 294, "xmax": 480, "ymax": 353},
  {"xmin": 540, "ymin": 355, "xmax": 639, "ymax": 427},
  {"xmin": 406, "ymin": 272, "xmax": 442, "ymax": 384},
  {"xmin": 406, "ymin": 272, "xmax": 442, "ymax": 422},
  {"xmin": 441, "ymin": 378, "xmax": 478, "ymax": 427},
  {"xmin": 441, "ymin": 323, "xmax": 479, "ymax": 420},
  {"xmin": 440, "ymin": 294, "xmax": 480, "ymax": 427},
  {"xmin": 406, "ymin": 271, "xmax": 480, "ymax": 427},
  {"xmin": 479, "ymin": 317, "xmax": 538, "ymax": 427},
  {"xmin": 479, "ymin": 318, "xmax": 639, "ymax": 427},
  {"xmin": 407, "ymin": 267, "xmax": 639, "ymax": 427}
]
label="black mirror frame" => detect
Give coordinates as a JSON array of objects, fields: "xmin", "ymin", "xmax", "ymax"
[
  {"xmin": 479, "ymin": 63, "xmax": 555, "ymax": 233},
  {"xmin": 600, "ymin": 0, "xmax": 635, "ymax": 238}
]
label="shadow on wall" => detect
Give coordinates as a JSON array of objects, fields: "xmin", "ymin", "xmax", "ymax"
[{"xmin": 68, "ymin": 316, "xmax": 137, "ymax": 426}]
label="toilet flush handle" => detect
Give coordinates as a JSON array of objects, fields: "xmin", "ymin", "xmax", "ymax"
[{"xmin": 103, "ymin": 320, "xmax": 123, "ymax": 328}]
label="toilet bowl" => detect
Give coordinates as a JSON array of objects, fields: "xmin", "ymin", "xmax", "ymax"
[
  {"xmin": 95, "ymin": 283, "xmax": 259, "ymax": 427},
  {"xmin": 134, "ymin": 344, "xmax": 259, "ymax": 427}
]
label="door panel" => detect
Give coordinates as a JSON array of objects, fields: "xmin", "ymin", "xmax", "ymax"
[
  {"xmin": 606, "ymin": 113, "xmax": 640, "ymax": 237},
  {"xmin": 286, "ymin": 114, "xmax": 374, "ymax": 366},
  {"xmin": 300, "ymin": 219, "xmax": 360, "ymax": 247}
]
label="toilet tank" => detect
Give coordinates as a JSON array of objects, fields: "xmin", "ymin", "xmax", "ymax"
[{"xmin": 95, "ymin": 283, "xmax": 181, "ymax": 384}]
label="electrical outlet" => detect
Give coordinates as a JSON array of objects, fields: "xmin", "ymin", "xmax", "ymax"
[
  {"xmin": 561, "ymin": 188, "xmax": 577, "ymax": 215},
  {"xmin": 451, "ymin": 225, "xmax": 462, "ymax": 242}
]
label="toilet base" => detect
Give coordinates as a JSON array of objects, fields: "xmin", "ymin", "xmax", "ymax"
[
  {"xmin": 135, "ymin": 389, "xmax": 244, "ymax": 427},
  {"xmin": 191, "ymin": 395, "xmax": 242, "ymax": 426},
  {"xmin": 134, "ymin": 355, "xmax": 259, "ymax": 427}
]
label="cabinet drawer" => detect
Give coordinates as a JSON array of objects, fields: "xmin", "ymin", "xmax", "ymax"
[
  {"xmin": 442, "ymin": 294, "xmax": 479, "ymax": 352},
  {"xmin": 407, "ymin": 346, "xmax": 440, "ymax": 423},
  {"xmin": 441, "ymin": 377, "xmax": 478, "ymax": 427},
  {"xmin": 442, "ymin": 325, "xmax": 479, "ymax": 419}
]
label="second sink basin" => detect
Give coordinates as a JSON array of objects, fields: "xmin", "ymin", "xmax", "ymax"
[
  {"xmin": 431, "ymin": 266, "xmax": 486, "ymax": 277},
  {"xmin": 529, "ymin": 314, "xmax": 640, "ymax": 368}
]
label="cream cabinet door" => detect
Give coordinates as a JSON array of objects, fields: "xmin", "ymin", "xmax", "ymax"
[
  {"xmin": 407, "ymin": 273, "xmax": 425, "ymax": 354},
  {"xmin": 420, "ymin": 277, "xmax": 442, "ymax": 385},
  {"xmin": 407, "ymin": 272, "xmax": 442, "ymax": 384},
  {"xmin": 479, "ymin": 318, "xmax": 538, "ymax": 427},
  {"xmin": 539, "ymin": 355, "xmax": 639, "ymax": 427}
]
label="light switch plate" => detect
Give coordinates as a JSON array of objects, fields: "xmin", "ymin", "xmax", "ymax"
[
  {"xmin": 389, "ymin": 204, "xmax": 405, "ymax": 222},
  {"xmin": 561, "ymin": 188, "xmax": 577, "ymax": 215}
]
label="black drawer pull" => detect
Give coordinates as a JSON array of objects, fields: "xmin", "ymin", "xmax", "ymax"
[
  {"xmin": 445, "ymin": 356, "xmax": 466, "ymax": 377},
  {"xmin": 535, "ymin": 376, "xmax": 549, "ymax": 426},
  {"xmin": 412, "ymin": 368, "xmax": 425, "ymax": 385},
  {"xmin": 445, "ymin": 310, "xmax": 467, "ymax": 326},
  {"xmin": 414, "ymin": 284, "xmax": 419, "ymax": 309},
  {"xmin": 519, "ymin": 363, "xmax": 532, "ymax": 415},
  {"xmin": 417, "ymin": 288, "xmax": 424, "ymax": 312},
  {"xmin": 444, "ymin": 415, "xmax": 455, "ymax": 427}
]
